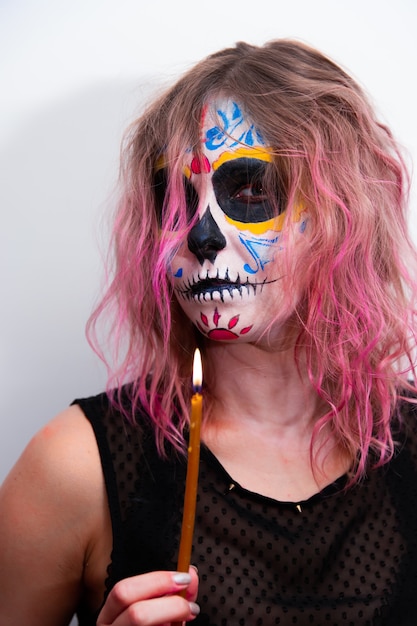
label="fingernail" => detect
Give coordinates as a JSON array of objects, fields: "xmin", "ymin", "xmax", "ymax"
[
  {"xmin": 189, "ymin": 602, "xmax": 200, "ymax": 616},
  {"xmin": 173, "ymin": 572, "xmax": 191, "ymax": 585}
]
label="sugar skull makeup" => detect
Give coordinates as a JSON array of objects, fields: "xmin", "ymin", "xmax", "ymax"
[{"xmin": 165, "ymin": 99, "xmax": 308, "ymax": 343}]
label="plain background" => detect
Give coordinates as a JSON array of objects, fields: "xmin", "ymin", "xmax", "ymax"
[
  {"xmin": 1, "ymin": 0, "xmax": 416, "ymax": 513},
  {"xmin": 1, "ymin": 2, "xmax": 416, "ymax": 623}
]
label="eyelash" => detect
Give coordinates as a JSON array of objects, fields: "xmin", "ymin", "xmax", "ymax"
[{"xmin": 233, "ymin": 181, "xmax": 267, "ymax": 202}]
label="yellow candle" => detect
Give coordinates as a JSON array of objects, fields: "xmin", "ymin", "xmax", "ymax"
[
  {"xmin": 172, "ymin": 350, "xmax": 203, "ymax": 625},
  {"xmin": 176, "ymin": 348, "xmax": 203, "ymax": 573}
]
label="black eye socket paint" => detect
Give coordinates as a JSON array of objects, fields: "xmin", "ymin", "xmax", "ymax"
[
  {"xmin": 212, "ymin": 158, "xmax": 284, "ymax": 223},
  {"xmin": 153, "ymin": 169, "xmax": 199, "ymax": 227},
  {"xmin": 184, "ymin": 177, "xmax": 199, "ymax": 222},
  {"xmin": 153, "ymin": 167, "xmax": 168, "ymax": 225}
]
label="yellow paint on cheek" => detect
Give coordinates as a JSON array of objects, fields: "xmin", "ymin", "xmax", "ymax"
[
  {"xmin": 225, "ymin": 213, "xmax": 284, "ymax": 234},
  {"xmin": 225, "ymin": 204, "xmax": 306, "ymax": 235}
]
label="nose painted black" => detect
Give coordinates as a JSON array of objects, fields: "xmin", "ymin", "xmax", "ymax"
[{"xmin": 187, "ymin": 206, "xmax": 226, "ymax": 265}]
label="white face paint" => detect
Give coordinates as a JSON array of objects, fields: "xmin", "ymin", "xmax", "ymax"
[{"xmin": 170, "ymin": 99, "xmax": 308, "ymax": 344}]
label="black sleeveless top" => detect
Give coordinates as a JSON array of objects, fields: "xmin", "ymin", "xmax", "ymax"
[{"xmin": 72, "ymin": 391, "xmax": 417, "ymax": 625}]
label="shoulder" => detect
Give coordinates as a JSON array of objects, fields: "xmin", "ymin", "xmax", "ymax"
[
  {"xmin": 16, "ymin": 403, "xmax": 103, "ymax": 497},
  {"xmin": 0, "ymin": 404, "xmax": 107, "ymax": 624},
  {"xmin": 396, "ymin": 392, "xmax": 417, "ymax": 457},
  {"xmin": 396, "ymin": 390, "xmax": 417, "ymax": 434},
  {"xmin": 0, "ymin": 403, "xmax": 105, "ymax": 557}
]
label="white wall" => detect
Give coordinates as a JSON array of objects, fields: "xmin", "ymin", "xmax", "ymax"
[{"xmin": 1, "ymin": 0, "xmax": 416, "ymax": 488}]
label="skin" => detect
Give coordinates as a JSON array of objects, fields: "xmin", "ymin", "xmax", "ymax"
[
  {"xmin": 0, "ymin": 406, "xmax": 199, "ymax": 625},
  {"xmin": 0, "ymin": 99, "xmax": 349, "ymax": 625},
  {"xmin": 171, "ymin": 99, "xmax": 309, "ymax": 348},
  {"xmin": 172, "ymin": 100, "xmax": 349, "ymax": 503}
]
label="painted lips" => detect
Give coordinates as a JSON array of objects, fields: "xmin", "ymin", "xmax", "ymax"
[{"xmin": 175, "ymin": 273, "xmax": 278, "ymax": 302}]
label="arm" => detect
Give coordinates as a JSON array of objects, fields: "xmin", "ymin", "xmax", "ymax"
[
  {"xmin": 0, "ymin": 406, "xmax": 104, "ymax": 625},
  {"xmin": 0, "ymin": 406, "xmax": 199, "ymax": 626}
]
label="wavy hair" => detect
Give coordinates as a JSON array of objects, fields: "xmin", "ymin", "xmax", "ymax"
[{"xmin": 88, "ymin": 39, "xmax": 417, "ymax": 481}]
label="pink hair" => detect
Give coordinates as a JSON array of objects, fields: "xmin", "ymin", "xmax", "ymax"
[{"xmin": 87, "ymin": 39, "xmax": 417, "ymax": 482}]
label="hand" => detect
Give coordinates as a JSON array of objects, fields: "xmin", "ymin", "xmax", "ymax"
[{"xmin": 97, "ymin": 568, "xmax": 199, "ymax": 626}]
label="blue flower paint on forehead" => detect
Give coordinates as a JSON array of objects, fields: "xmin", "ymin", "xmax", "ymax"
[{"xmin": 205, "ymin": 102, "xmax": 265, "ymax": 151}]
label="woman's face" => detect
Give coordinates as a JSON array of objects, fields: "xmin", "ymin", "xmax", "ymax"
[{"xmin": 170, "ymin": 99, "xmax": 309, "ymax": 345}]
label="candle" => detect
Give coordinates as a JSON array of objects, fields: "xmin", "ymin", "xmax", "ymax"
[
  {"xmin": 172, "ymin": 349, "xmax": 203, "ymax": 625},
  {"xmin": 177, "ymin": 348, "xmax": 203, "ymax": 571}
]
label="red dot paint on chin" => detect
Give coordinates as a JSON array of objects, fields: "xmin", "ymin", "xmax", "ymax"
[{"xmin": 208, "ymin": 329, "xmax": 239, "ymax": 340}]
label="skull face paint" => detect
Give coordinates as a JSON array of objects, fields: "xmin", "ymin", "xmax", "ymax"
[{"xmin": 169, "ymin": 99, "xmax": 308, "ymax": 344}]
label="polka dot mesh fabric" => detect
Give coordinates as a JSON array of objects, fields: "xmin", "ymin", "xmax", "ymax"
[{"xmin": 74, "ymin": 392, "xmax": 417, "ymax": 625}]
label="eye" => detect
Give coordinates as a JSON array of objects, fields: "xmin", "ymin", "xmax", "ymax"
[
  {"xmin": 184, "ymin": 177, "xmax": 199, "ymax": 222},
  {"xmin": 153, "ymin": 168, "xmax": 199, "ymax": 228},
  {"xmin": 233, "ymin": 180, "xmax": 268, "ymax": 202},
  {"xmin": 153, "ymin": 167, "xmax": 168, "ymax": 225},
  {"xmin": 212, "ymin": 158, "xmax": 280, "ymax": 223}
]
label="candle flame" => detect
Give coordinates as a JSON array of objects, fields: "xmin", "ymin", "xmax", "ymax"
[{"xmin": 192, "ymin": 348, "xmax": 203, "ymax": 390}]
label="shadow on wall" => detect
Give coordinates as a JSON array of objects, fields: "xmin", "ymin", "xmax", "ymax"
[{"xmin": 0, "ymin": 76, "xmax": 163, "ymax": 486}]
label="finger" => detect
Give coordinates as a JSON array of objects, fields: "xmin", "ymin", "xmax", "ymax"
[
  {"xmin": 97, "ymin": 571, "xmax": 193, "ymax": 624},
  {"xmin": 184, "ymin": 566, "xmax": 199, "ymax": 603},
  {"xmin": 107, "ymin": 594, "xmax": 200, "ymax": 626}
]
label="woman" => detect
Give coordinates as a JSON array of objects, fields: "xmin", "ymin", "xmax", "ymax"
[{"xmin": 1, "ymin": 39, "xmax": 417, "ymax": 625}]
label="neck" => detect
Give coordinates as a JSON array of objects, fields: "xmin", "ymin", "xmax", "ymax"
[
  {"xmin": 200, "ymin": 340, "xmax": 349, "ymax": 502},
  {"xmin": 203, "ymin": 340, "xmax": 325, "ymax": 439}
]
